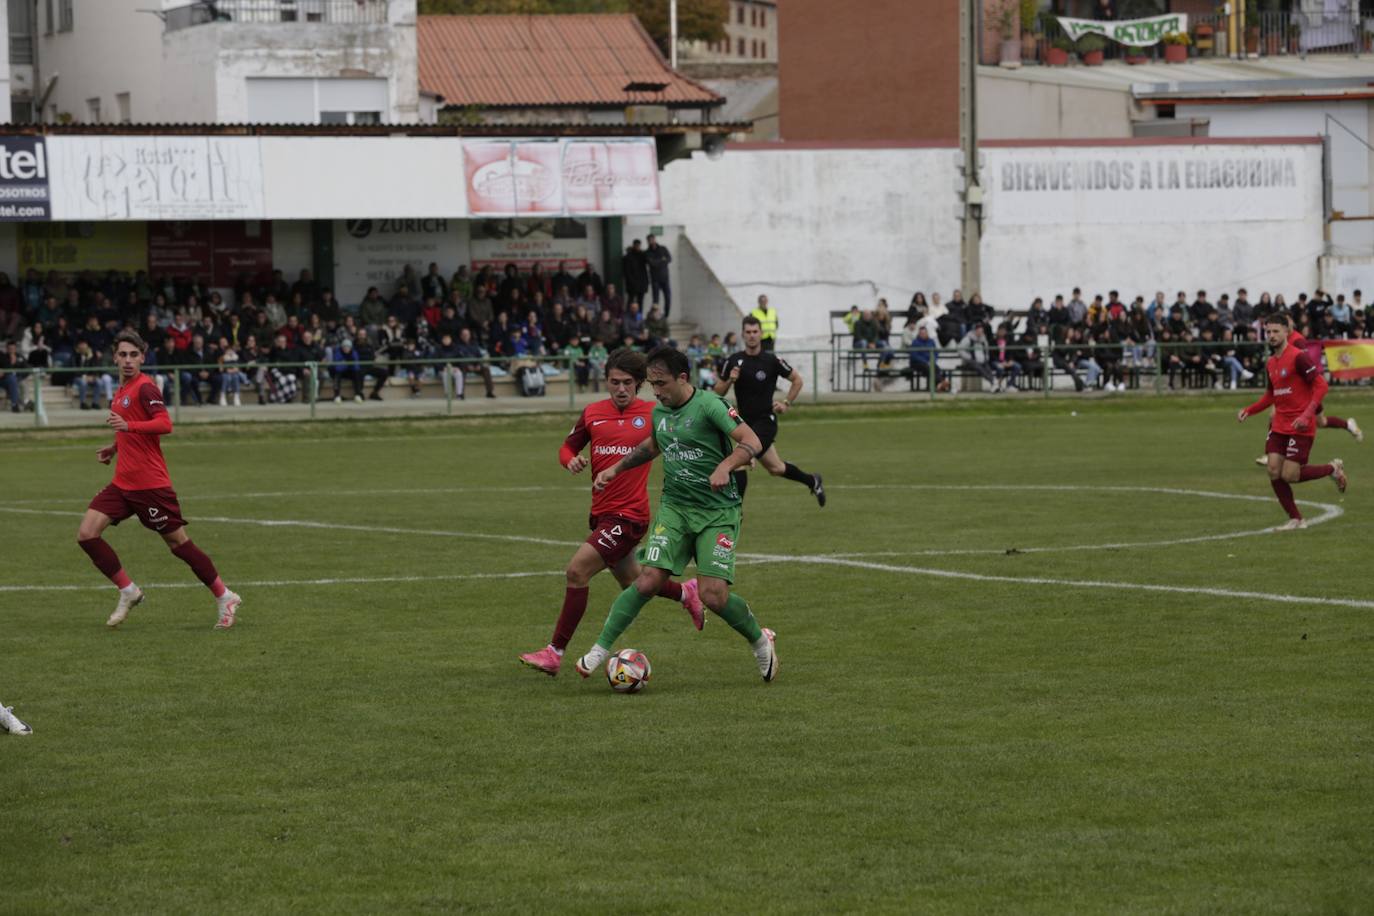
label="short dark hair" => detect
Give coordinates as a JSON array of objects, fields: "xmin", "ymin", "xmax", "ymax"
[
  {"xmin": 1265, "ymin": 312, "xmax": 1292, "ymax": 328},
  {"xmin": 645, "ymin": 345, "xmax": 689, "ymax": 380},
  {"xmin": 114, "ymin": 330, "xmax": 147, "ymax": 353},
  {"xmin": 605, "ymin": 347, "xmax": 647, "ymax": 383},
  {"xmin": 741, "ymin": 315, "xmax": 762, "ymax": 330}
]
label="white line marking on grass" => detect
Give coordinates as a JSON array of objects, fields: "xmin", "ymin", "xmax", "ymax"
[
  {"xmin": 0, "ymin": 507, "xmax": 577, "ymax": 548},
  {"xmin": 0, "ymin": 570, "xmax": 562, "ymax": 593},
  {"xmin": 739, "ymin": 553, "xmax": 1374, "ymax": 611}
]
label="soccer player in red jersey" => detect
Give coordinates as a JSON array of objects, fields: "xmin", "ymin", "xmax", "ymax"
[
  {"xmin": 1238, "ymin": 314, "xmax": 1349, "ymax": 529},
  {"xmin": 1252, "ymin": 329, "xmax": 1362, "ymax": 465},
  {"xmin": 519, "ymin": 348, "xmax": 703, "ymax": 676},
  {"xmin": 77, "ymin": 330, "xmax": 242, "ymax": 628}
]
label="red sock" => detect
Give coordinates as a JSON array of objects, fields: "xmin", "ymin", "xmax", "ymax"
[
  {"xmin": 170, "ymin": 541, "xmax": 226, "ymax": 597},
  {"xmin": 1323, "ymin": 416, "xmax": 1348, "ymax": 430},
  {"xmin": 79, "ymin": 537, "xmax": 133, "ymax": 589},
  {"xmin": 1270, "ymin": 479, "xmax": 1301, "ymax": 519},
  {"xmin": 551, "ymin": 586, "xmax": 589, "ymax": 652},
  {"xmin": 1299, "ymin": 464, "xmax": 1333, "ymax": 482},
  {"xmin": 657, "ymin": 580, "xmax": 684, "ymax": 601}
]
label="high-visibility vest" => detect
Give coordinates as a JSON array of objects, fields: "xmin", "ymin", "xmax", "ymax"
[{"xmin": 750, "ymin": 306, "xmax": 779, "ymax": 339}]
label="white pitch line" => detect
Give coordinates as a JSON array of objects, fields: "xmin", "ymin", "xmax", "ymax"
[
  {"xmin": 753, "ymin": 554, "xmax": 1374, "ymax": 611},
  {"xmin": 0, "ymin": 570, "xmax": 562, "ymax": 593}
]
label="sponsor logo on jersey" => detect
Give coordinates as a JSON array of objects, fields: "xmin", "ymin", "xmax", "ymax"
[
  {"xmin": 632, "ymin": 416, "xmax": 645, "ymax": 428},
  {"xmin": 1274, "ymin": 386, "xmax": 1293, "ymax": 396},
  {"xmin": 592, "ymin": 419, "xmax": 609, "ymax": 426},
  {"xmin": 593, "ymin": 444, "xmax": 636, "ymax": 456},
  {"xmin": 716, "ymin": 533, "xmax": 733, "ymax": 550},
  {"xmin": 727, "ymin": 407, "xmax": 739, "ymax": 420},
  {"xmin": 148, "ymin": 507, "xmax": 161, "ymax": 518}
]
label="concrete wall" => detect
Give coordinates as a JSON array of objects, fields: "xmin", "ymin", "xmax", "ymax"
[
  {"xmin": 654, "ymin": 142, "xmax": 1324, "ymax": 343},
  {"xmin": 37, "ymin": 0, "xmax": 163, "ymax": 123},
  {"xmin": 1177, "ymin": 99, "xmax": 1372, "ymax": 254},
  {"xmin": 979, "ymin": 74, "xmax": 1135, "ymax": 139}
]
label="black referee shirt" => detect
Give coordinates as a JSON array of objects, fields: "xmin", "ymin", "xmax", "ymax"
[{"xmin": 721, "ymin": 349, "xmax": 795, "ymax": 423}]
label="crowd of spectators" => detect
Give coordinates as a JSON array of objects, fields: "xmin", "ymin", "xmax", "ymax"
[
  {"xmin": 0, "ymin": 253, "xmax": 684, "ymax": 411},
  {"xmin": 846, "ymin": 286, "xmax": 1374, "ymax": 393}
]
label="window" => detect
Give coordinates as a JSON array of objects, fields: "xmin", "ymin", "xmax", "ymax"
[
  {"xmin": 759, "ymin": 8, "xmax": 766, "ymax": 28},
  {"xmin": 116, "ymin": 93, "xmax": 131, "ymax": 124},
  {"xmin": 760, "ymin": 41, "xmax": 767, "ymax": 58},
  {"xmin": 750, "ymin": 7, "xmax": 756, "ymax": 26},
  {"xmin": 320, "ymin": 111, "xmax": 381, "ymax": 125},
  {"xmin": 736, "ymin": 4, "xmax": 744, "ymax": 24},
  {"xmin": 58, "ymin": 0, "xmax": 72, "ymax": 32},
  {"xmin": 751, "ymin": 39, "xmax": 758, "ymax": 58},
  {"xmin": 43, "ymin": 0, "xmax": 52, "ymax": 35},
  {"xmin": 86, "ymin": 97, "xmax": 101, "ymax": 123},
  {"xmin": 737, "ymin": 37, "xmax": 745, "ymax": 56}
]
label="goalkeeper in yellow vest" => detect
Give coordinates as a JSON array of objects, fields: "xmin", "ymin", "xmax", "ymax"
[
  {"xmin": 750, "ymin": 294, "xmax": 779, "ymax": 351},
  {"xmin": 575, "ymin": 346, "xmax": 780, "ymax": 682}
]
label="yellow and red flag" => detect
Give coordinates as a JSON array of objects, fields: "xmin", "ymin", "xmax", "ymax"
[{"xmin": 1319, "ymin": 339, "xmax": 1374, "ymax": 380}]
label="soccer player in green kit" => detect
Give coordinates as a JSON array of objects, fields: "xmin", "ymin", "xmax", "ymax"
[{"xmin": 575, "ymin": 346, "xmax": 780, "ymax": 682}]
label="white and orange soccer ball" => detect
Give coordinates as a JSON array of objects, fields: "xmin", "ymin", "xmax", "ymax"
[{"xmin": 605, "ymin": 649, "xmax": 652, "ymax": 693}]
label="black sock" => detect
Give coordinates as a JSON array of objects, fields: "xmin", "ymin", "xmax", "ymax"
[
  {"xmin": 733, "ymin": 469, "xmax": 749, "ymax": 501},
  {"xmin": 783, "ymin": 463, "xmax": 815, "ymax": 488}
]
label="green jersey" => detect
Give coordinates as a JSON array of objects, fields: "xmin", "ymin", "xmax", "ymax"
[{"xmin": 652, "ymin": 390, "xmax": 743, "ymax": 510}]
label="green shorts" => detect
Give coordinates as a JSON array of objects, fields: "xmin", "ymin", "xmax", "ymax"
[{"xmin": 639, "ymin": 502, "xmax": 743, "ymax": 584}]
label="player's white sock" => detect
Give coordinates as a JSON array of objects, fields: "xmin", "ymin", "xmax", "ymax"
[
  {"xmin": 549, "ymin": 644, "xmax": 564, "ymax": 657},
  {"xmin": 578, "ymin": 645, "xmax": 609, "ymax": 672},
  {"xmin": 119, "ymin": 583, "xmax": 139, "ymax": 596}
]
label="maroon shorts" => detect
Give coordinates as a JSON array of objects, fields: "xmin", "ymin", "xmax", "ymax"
[
  {"xmin": 88, "ymin": 484, "xmax": 187, "ymax": 534},
  {"xmin": 1265, "ymin": 431, "xmax": 1314, "ymax": 464},
  {"xmin": 585, "ymin": 514, "xmax": 648, "ymax": 566}
]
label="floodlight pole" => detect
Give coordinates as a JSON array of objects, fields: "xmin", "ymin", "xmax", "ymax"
[
  {"xmin": 959, "ymin": 0, "xmax": 983, "ymax": 296},
  {"xmin": 670, "ymin": 0, "xmax": 679, "ymax": 68}
]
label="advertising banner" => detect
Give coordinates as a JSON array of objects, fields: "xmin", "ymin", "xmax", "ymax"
[
  {"xmin": 468, "ymin": 218, "xmax": 590, "ymax": 271},
  {"xmin": 1056, "ymin": 13, "xmax": 1188, "ymax": 46},
  {"xmin": 0, "ymin": 136, "xmax": 51, "ymax": 221},
  {"xmin": 147, "ymin": 220, "xmax": 274, "ymax": 285},
  {"xmin": 46, "ymin": 135, "xmax": 266, "ymax": 221},
  {"xmin": 331, "ymin": 218, "xmax": 469, "ymax": 306},
  {"xmin": 984, "ymin": 145, "xmax": 1311, "ymax": 227},
  {"xmin": 18, "ymin": 222, "xmax": 145, "ymax": 273},
  {"xmin": 464, "ymin": 139, "xmax": 660, "ymax": 217}
]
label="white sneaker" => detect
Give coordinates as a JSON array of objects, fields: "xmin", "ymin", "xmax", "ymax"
[
  {"xmin": 354, "ymin": 395, "xmax": 363, "ymax": 403},
  {"xmin": 232, "ymin": 392, "xmax": 241, "ymax": 406},
  {"xmin": 0, "ymin": 704, "xmax": 32, "ymax": 736},
  {"xmin": 575, "ymin": 644, "xmax": 609, "ymax": 679},
  {"xmin": 217, "ymin": 394, "xmax": 226, "ymax": 406},
  {"xmin": 1275, "ymin": 518, "xmax": 1308, "ymax": 531},
  {"xmin": 1241, "ymin": 369, "xmax": 1255, "ymax": 381},
  {"xmin": 215, "ymin": 590, "xmax": 242, "ymax": 629},
  {"xmin": 754, "ymin": 627, "xmax": 778, "ymax": 682},
  {"xmin": 1254, "ymin": 455, "xmax": 1268, "ymax": 467},
  {"xmin": 1348, "ymin": 417, "xmax": 1363, "ymax": 443},
  {"xmin": 333, "ymin": 395, "xmax": 342, "ymax": 403},
  {"xmin": 107, "ymin": 586, "xmax": 145, "ymax": 627}
]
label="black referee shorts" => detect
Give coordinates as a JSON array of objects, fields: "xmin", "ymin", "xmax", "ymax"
[{"xmin": 743, "ymin": 416, "xmax": 778, "ymax": 455}]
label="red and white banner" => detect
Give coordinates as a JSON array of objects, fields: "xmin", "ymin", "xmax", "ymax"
[{"xmin": 464, "ymin": 139, "xmax": 660, "ymax": 217}]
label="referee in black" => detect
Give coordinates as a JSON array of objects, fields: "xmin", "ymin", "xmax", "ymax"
[{"xmin": 715, "ymin": 315, "xmax": 825, "ymax": 506}]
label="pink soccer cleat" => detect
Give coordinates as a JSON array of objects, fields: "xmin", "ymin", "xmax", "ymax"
[
  {"xmin": 519, "ymin": 646, "xmax": 562, "ymax": 677},
  {"xmin": 680, "ymin": 578, "xmax": 705, "ymax": 631},
  {"xmin": 214, "ymin": 590, "xmax": 242, "ymax": 629}
]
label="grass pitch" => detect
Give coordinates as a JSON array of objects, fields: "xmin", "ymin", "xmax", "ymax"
[{"xmin": 2, "ymin": 395, "xmax": 1372, "ymax": 913}]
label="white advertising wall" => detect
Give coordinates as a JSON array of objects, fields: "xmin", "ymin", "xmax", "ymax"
[{"xmin": 653, "ymin": 141, "xmax": 1323, "ymax": 341}]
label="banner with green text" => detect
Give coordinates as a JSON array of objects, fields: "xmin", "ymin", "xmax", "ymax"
[{"xmin": 1056, "ymin": 13, "xmax": 1189, "ymax": 47}]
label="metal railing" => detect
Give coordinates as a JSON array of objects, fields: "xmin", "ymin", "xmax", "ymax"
[{"xmin": 164, "ymin": 0, "xmax": 389, "ymax": 31}]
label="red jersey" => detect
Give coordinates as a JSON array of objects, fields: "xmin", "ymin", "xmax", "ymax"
[
  {"xmin": 1245, "ymin": 339, "xmax": 1326, "ymax": 436},
  {"xmin": 111, "ymin": 372, "xmax": 174, "ymax": 490},
  {"xmin": 559, "ymin": 398, "xmax": 655, "ymax": 523}
]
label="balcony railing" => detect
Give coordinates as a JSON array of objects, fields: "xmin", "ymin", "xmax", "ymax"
[
  {"xmin": 165, "ymin": 0, "xmax": 388, "ymax": 32},
  {"xmin": 1018, "ymin": 9, "xmax": 1370, "ymax": 66}
]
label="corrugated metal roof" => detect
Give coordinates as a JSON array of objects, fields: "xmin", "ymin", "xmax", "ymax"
[
  {"xmin": 419, "ymin": 14, "xmax": 724, "ymax": 109},
  {"xmin": 0, "ymin": 122, "xmax": 745, "ymax": 137}
]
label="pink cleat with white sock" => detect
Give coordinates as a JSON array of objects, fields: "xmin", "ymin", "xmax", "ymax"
[{"xmin": 519, "ymin": 646, "xmax": 562, "ymax": 677}]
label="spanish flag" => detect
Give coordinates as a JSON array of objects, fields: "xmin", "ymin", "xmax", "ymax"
[{"xmin": 1319, "ymin": 339, "xmax": 1374, "ymax": 380}]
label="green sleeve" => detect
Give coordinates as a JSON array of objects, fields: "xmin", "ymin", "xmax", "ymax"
[{"xmin": 705, "ymin": 393, "xmax": 743, "ymax": 436}]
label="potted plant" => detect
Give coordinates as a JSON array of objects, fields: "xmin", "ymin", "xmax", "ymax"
[
  {"xmin": 1162, "ymin": 30, "xmax": 1190, "ymax": 63},
  {"xmin": 1077, "ymin": 33, "xmax": 1106, "ymax": 66},
  {"xmin": 1020, "ymin": 0, "xmax": 1040, "ymax": 62},
  {"xmin": 1046, "ymin": 35, "xmax": 1072, "ymax": 66},
  {"xmin": 996, "ymin": 0, "xmax": 1021, "ymax": 66},
  {"xmin": 1124, "ymin": 44, "xmax": 1149, "ymax": 64}
]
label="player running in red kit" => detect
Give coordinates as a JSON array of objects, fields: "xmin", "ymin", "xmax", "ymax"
[
  {"xmin": 1252, "ymin": 328, "xmax": 1361, "ymax": 465},
  {"xmin": 77, "ymin": 330, "xmax": 242, "ymax": 628},
  {"xmin": 518, "ymin": 348, "xmax": 703, "ymax": 676},
  {"xmin": 1238, "ymin": 313, "xmax": 1349, "ymax": 529}
]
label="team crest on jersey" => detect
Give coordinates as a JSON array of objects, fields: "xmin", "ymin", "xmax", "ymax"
[
  {"xmin": 632, "ymin": 416, "xmax": 645, "ymax": 428},
  {"xmin": 756, "ymin": 370, "xmax": 767, "ymax": 380},
  {"xmin": 727, "ymin": 407, "xmax": 739, "ymax": 420},
  {"xmin": 121, "ymin": 396, "xmax": 130, "ymax": 408},
  {"xmin": 1280, "ymin": 368, "xmax": 1288, "ymax": 378}
]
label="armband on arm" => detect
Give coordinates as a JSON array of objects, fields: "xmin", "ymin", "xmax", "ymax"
[{"xmin": 733, "ymin": 441, "xmax": 758, "ymax": 460}]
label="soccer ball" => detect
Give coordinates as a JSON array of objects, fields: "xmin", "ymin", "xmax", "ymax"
[{"xmin": 605, "ymin": 649, "xmax": 652, "ymax": 693}]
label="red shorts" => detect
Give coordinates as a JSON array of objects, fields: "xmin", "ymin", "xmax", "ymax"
[
  {"xmin": 585, "ymin": 514, "xmax": 648, "ymax": 567},
  {"xmin": 88, "ymin": 484, "xmax": 186, "ymax": 533},
  {"xmin": 1265, "ymin": 431, "xmax": 1314, "ymax": 464}
]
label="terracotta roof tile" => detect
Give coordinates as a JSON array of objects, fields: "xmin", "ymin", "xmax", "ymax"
[{"xmin": 418, "ymin": 14, "xmax": 723, "ymax": 109}]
